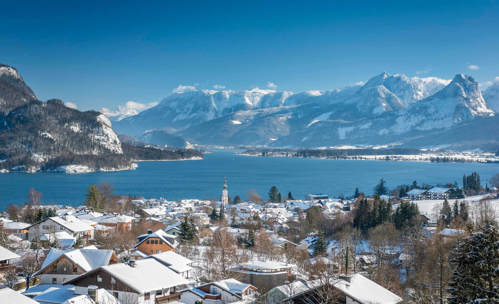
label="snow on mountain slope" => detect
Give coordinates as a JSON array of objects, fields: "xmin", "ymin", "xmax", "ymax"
[{"xmin": 483, "ymin": 77, "xmax": 499, "ymax": 113}]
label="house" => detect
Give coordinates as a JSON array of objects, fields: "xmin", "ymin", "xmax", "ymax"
[
  {"xmin": 1, "ymin": 220, "xmax": 31, "ymax": 239},
  {"xmin": 164, "ymin": 222, "xmax": 182, "ymax": 236},
  {"xmin": 147, "ymin": 251, "xmax": 194, "ymax": 280},
  {"xmin": 406, "ymin": 189, "xmax": 428, "ymax": 200},
  {"xmin": 180, "ymin": 278, "xmax": 257, "ymax": 304},
  {"xmin": 65, "ymin": 258, "xmax": 189, "ymax": 304},
  {"xmin": 230, "ymin": 260, "xmax": 294, "ymax": 293},
  {"xmin": 279, "ymin": 274, "xmax": 402, "ymax": 304},
  {"xmin": 25, "ymin": 284, "xmax": 118, "ymax": 304},
  {"xmin": 0, "ymin": 245, "xmax": 20, "ymax": 274},
  {"xmin": 427, "ymin": 187, "xmax": 452, "ymax": 200},
  {"xmin": 28, "ymin": 216, "xmax": 94, "ymax": 242},
  {"xmin": 39, "ymin": 231, "xmax": 76, "ymax": 249},
  {"xmin": 35, "ymin": 246, "xmax": 118, "ymax": 284},
  {"xmin": 96, "ymin": 214, "xmax": 134, "ymax": 232},
  {"xmin": 0, "ymin": 287, "xmax": 39, "ymax": 304},
  {"xmin": 134, "ymin": 229, "xmax": 177, "ymax": 256}
]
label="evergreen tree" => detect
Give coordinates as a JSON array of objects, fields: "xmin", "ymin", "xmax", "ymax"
[
  {"xmin": 233, "ymin": 195, "xmax": 242, "ymax": 205},
  {"xmin": 374, "ymin": 178, "xmax": 388, "ymax": 195},
  {"xmin": 219, "ymin": 204, "xmax": 225, "ymax": 220},
  {"xmin": 393, "ymin": 201, "xmax": 420, "ymax": 230},
  {"xmin": 448, "ymin": 223, "xmax": 498, "ymax": 304},
  {"xmin": 179, "ymin": 215, "xmax": 197, "ymax": 243},
  {"xmin": 452, "ymin": 201, "xmax": 459, "ymax": 220},
  {"xmin": 287, "ymin": 192, "xmax": 294, "ymax": 200},
  {"xmin": 209, "ymin": 208, "xmax": 219, "ymax": 222},
  {"xmin": 313, "ymin": 232, "xmax": 327, "ymax": 256},
  {"xmin": 277, "ymin": 192, "xmax": 282, "ymax": 203},
  {"xmin": 268, "ymin": 186, "xmax": 280, "ymax": 203},
  {"xmin": 353, "ymin": 188, "xmax": 360, "ymax": 198},
  {"xmin": 247, "ymin": 229, "xmax": 255, "ymax": 248},
  {"xmin": 353, "ymin": 198, "xmax": 370, "ymax": 233},
  {"xmin": 85, "ymin": 185, "xmax": 100, "ymax": 210},
  {"xmin": 440, "ymin": 199, "xmax": 452, "ymax": 226},
  {"xmin": 459, "ymin": 202, "xmax": 469, "ymax": 222}
]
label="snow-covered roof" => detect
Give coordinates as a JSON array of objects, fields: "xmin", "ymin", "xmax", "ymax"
[
  {"xmin": 148, "ymin": 251, "xmax": 193, "ymax": 273},
  {"xmin": 0, "ymin": 245, "xmax": 20, "ymax": 261},
  {"xmin": 238, "ymin": 260, "xmax": 292, "ymax": 272},
  {"xmin": 96, "ymin": 214, "xmax": 134, "ymax": 224},
  {"xmin": 428, "ymin": 187, "xmax": 451, "ymax": 194},
  {"xmin": 38, "ymin": 247, "xmax": 114, "ymax": 274},
  {"xmin": 98, "ymin": 258, "xmax": 189, "ymax": 294},
  {"xmin": 213, "ymin": 278, "xmax": 255, "ymax": 295},
  {"xmin": 334, "ymin": 274, "xmax": 402, "ymax": 304},
  {"xmin": 0, "ymin": 288, "xmax": 39, "ymax": 304},
  {"xmin": 2, "ymin": 221, "xmax": 30, "ymax": 230},
  {"xmin": 31, "ymin": 284, "xmax": 118, "ymax": 304},
  {"xmin": 49, "ymin": 216, "xmax": 94, "ymax": 233},
  {"xmin": 135, "ymin": 229, "xmax": 176, "ymax": 249},
  {"xmin": 407, "ymin": 189, "xmax": 427, "ymax": 195},
  {"xmin": 439, "ymin": 228, "xmax": 465, "ymax": 237}
]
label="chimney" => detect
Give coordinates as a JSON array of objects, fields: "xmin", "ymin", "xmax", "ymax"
[
  {"xmin": 128, "ymin": 260, "xmax": 136, "ymax": 268},
  {"xmin": 147, "ymin": 229, "xmax": 153, "ymax": 234},
  {"xmin": 88, "ymin": 285, "xmax": 98, "ymax": 303}
]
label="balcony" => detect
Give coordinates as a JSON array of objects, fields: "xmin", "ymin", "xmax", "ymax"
[{"xmin": 155, "ymin": 292, "xmax": 181, "ymax": 303}]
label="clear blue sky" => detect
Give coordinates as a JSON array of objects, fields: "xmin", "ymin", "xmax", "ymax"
[{"xmin": 1, "ymin": 0, "xmax": 498, "ymax": 110}]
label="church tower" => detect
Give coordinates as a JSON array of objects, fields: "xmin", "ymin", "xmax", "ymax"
[{"xmin": 221, "ymin": 177, "xmax": 229, "ymax": 206}]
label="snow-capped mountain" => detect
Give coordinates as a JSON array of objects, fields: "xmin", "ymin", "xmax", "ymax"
[
  {"xmin": 113, "ymin": 72, "xmax": 497, "ymax": 150},
  {"xmin": 483, "ymin": 77, "xmax": 499, "ymax": 113},
  {"xmin": 0, "ymin": 64, "xmax": 37, "ymax": 114}
]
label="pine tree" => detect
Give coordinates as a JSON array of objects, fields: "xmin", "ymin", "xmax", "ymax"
[
  {"xmin": 374, "ymin": 178, "xmax": 388, "ymax": 195},
  {"xmin": 219, "ymin": 203, "xmax": 225, "ymax": 220},
  {"xmin": 452, "ymin": 201, "xmax": 459, "ymax": 220},
  {"xmin": 459, "ymin": 202, "xmax": 469, "ymax": 222},
  {"xmin": 314, "ymin": 232, "xmax": 327, "ymax": 256},
  {"xmin": 233, "ymin": 195, "xmax": 242, "ymax": 204},
  {"xmin": 179, "ymin": 215, "xmax": 197, "ymax": 244},
  {"xmin": 354, "ymin": 187, "xmax": 360, "ymax": 198},
  {"xmin": 85, "ymin": 185, "xmax": 100, "ymax": 210},
  {"xmin": 209, "ymin": 208, "xmax": 219, "ymax": 222},
  {"xmin": 268, "ymin": 186, "xmax": 280, "ymax": 203},
  {"xmin": 448, "ymin": 223, "xmax": 498, "ymax": 304},
  {"xmin": 287, "ymin": 192, "xmax": 294, "ymax": 200},
  {"xmin": 440, "ymin": 199, "xmax": 452, "ymax": 226}
]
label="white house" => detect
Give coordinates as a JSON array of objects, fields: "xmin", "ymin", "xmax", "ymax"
[
  {"xmin": 180, "ymin": 278, "xmax": 257, "ymax": 304},
  {"xmin": 28, "ymin": 216, "xmax": 94, "ymax": 242}
]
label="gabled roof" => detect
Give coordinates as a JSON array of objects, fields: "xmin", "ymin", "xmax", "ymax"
[
  {"xmin": 406, "ymin": 189, "xmax": 427, "ymax": 195},
  {"xmin": 47, "ymin": 216, "xmax": 94, "ymax": 233},
  {"xmin": 67, "ymin": 258, "xmax": 189, "ymax": 294},
  {"xmin": 0, "ymin": 288, "xmax": 39, "ymax": 304},
  {"xmin": 135, "ymin": 229, "xmax": 176, "ymax": 249},
  {"xmin": 333, "ymin": 274, "xmax": 402, "ymax": 304},
  {"xmin": 148, "ymin": 251, "xmax": 193, "ymax": 273},
  {"xmin": 428, "ymin": 187, "xmax": 451, "ymax": 194},
  {"xmin": 212, "ymin": 278, "xmax": 256, "ymax": 296},
  {"xmin": 37, "ymin": 247, "xmax": 115, "ymax": 275},
  {"xmin": 0, "ymin": 245, "xmax": 20, "ymax": 261}
]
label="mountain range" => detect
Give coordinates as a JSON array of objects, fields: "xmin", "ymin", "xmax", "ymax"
[
  {"xmin": 113, "ymin": 72, "xmax": 498, "ymax": 151},
  {"xmin": 0, "ymin": 64, "xmax": 202, "ymax": 173}
]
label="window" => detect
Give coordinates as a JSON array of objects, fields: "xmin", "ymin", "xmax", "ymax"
[
  {"xmin": 144, "ymin": 292, "xmax": 150, "ymax": 300},
  {"xmin": 150, "ymin": 250, "xmax": 153, "ymax": 254},
  {"xmin": 146, "ymin": 240, "xmax": 150, "ymax": 244},
  {"xmin": 72, "ymin": 265, "xmax": 78, "ymax": 273},
  {"xmin": 156, "ymin": 290, "xmax": 162, "ymax": 296},
  {"xmin": 97, "ymin": 275, "xmax": 102, "ymax": 282},
  {"xmin": 111, "ymin": 277, "xmax": 116, "ymax": 285},
  {"xmin": 52, "ymin": 278, "xmax": 57, "ymax": 284},
  {"xmin": 156, "ymin": 250, "xmax": 160, "ymax": 254}
]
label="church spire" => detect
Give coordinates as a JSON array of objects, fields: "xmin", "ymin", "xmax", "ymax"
[{"xmin": 221, "ymin": 177, "xmax": 229, "ymax": 206}]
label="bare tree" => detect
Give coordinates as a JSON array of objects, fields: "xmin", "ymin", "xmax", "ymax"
[{"xmin": 21, "ymin": 253, "xmax": 43, "ymax": 290}]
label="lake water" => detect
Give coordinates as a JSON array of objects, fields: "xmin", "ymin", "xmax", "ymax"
[{"xmin": 0, "ymin": 150, "xmax": 498, "ymax": 209}]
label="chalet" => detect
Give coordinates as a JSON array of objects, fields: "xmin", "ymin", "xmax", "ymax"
[
  {"xmin": 0, "ymin": 245, "xmax": 19, "ymax": 274},
  {"xmin": 65, "ymin": 258, "xmax": 189, "ymax": 304},
  {"xmin": 406, "ymin": 189, "xmax": 428, "ymax": 200},
  {"xmin": 147, "ymin": 251, "xmax": 194, "ymax": 280},
  {"xmin": 180, "ymin": 278, "xmax": 257, "ymax": 304},
  {"xmin": 28, "ymin": 216, "xmax": 94, "ymax": 242},
  {"xmin": 96, "ymin": 214, "xmax": 134, "ymax": 232},
  {"xmin": 0, "ymin": 220, "xmax": 30, "ymax": 239},
  {"xmin": 25, "ymin": 284, "xmax": 119, "ymax": 304},
  {"xmin": 134, "ymin": 229, "xmax": 177, "ymax": 256},
  {"xmin": 427, "ymin": 187, "xmax": 452, "ymax": 200},
  {"xmin": 35, "ymin": 246, "xmax": 118, "ymax": 284},
  {"xmin": 272, "ymin": 274, "xmax": 402, "ymax": 304}
]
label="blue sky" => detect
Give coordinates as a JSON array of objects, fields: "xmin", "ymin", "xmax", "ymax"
[{"xmin": 1, "ymin": 0, "xmax": 498, "ymax": 111}]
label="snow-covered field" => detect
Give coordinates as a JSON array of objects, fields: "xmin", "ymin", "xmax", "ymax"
[{"xmin": 412, "ymin": 194, "xmax": 499, "ymax": 223}]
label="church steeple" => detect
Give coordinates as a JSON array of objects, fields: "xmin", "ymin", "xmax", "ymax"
[{"xmin": 221, "ymin": 177, "xmax": 229, "ymax": 206}]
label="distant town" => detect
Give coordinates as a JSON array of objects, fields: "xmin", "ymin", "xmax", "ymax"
[{"xmin": 0, "ymin": 172, "xmax": 498, "ymax": 303}]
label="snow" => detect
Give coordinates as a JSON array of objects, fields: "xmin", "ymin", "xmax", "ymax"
[
  {"xmin": 101, "ymin": 258, "xmax": 189, "ymax": 293},
  {"xmin": 0, "ymin": 288, "xmax": 39, "ymax": 304},
  {"xmin": 92, "ymin": 114, "xmax": 123, "ymax": 154},
  {"xmin": 334, "ymin": 273, "xmax": 402, "ymax": 304},
  {"xmin": 0, "ymin": 245, "xmax": 20, "ymax": 261},
  {"xmin": 149, "ymin": 251, "xmax": 193, "ymax": 273},
  {"xmin": 231, "ymin": 120, "xmax": 242, "ymax": 125}
]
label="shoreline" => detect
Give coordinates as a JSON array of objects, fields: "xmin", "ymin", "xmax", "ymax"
[{"xmin": 238, "ymin": 152, "xmax": 499, "ymax": 164}]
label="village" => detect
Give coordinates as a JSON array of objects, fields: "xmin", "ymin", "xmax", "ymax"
[{"xmin": 0, "ymin": 174, "xmax": 498, "ymax": 304}]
